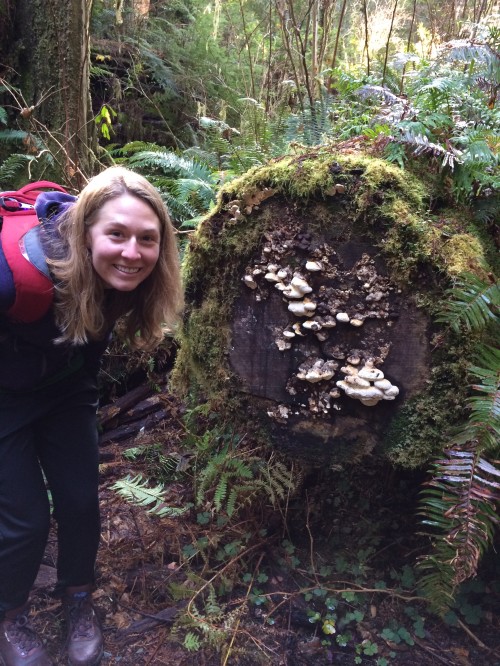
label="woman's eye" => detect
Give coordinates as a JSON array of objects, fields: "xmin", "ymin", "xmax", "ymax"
[{"xmin": 110, "ymin": 230, "xmax": 123, "ymax": 238}]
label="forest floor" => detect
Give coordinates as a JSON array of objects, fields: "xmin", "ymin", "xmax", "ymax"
[{"xmin": 30, "ymin": 387, "xmax": 500, "ymax": 666}]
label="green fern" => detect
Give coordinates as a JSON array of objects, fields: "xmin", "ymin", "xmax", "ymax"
[
  {"xmin": 111, "ymin": 473, "xmax": 191, "ymax": 517},
  {"xmin": 213, "ymin": 475, "xmax": 228, "ymax": 513},
  {"xmin": 116, "ymin": 143, "xmax": 219, "ymax": 227},
  {"xmin": 436, "ymin": 272, "xmax": 500, "ymax": 333},
  {"xmin": 183, "ymin": 631, "xmax": 201, "ymax": 652},
  {"xmin": 418, "ymin": 272, "xmax": 500, "ymax": 615},
  {"xmin": 190, "ymin": 429, "xmax": 297, "ymax": 520},
  {"xmin": 417, "ymin": 446, "xmax": 500, "ymax": 615},
  {"xmin": 0, "ymin": 154, "xmax": 34, "ymax": 187}
]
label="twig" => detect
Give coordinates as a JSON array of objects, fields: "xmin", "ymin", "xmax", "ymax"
[
  {"xmin": 144, "ymin": 626, "xmax": 169, "ymax": 666},
  {"xmin": 413, "ymin": 637, "xmax": 456, "ymax": 666},
  {"xmin": 222, "ymin": 552, "xmax": 264, "ymax": 666},
  {"xmin": 457, "ymin": 617, "xmax": 498, "ymax": 654},
  {"xmin": 305, "ymin": 489, "xmax": 319, "ymax": 584}
]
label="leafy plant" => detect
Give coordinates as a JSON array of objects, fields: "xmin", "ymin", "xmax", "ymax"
[
  {"xmin": 111, "ymin": 473, "xmax": 191, "ymax": 517},
  {"xmin": 114, "ymin": 141, "xmax": 219, "ymax": 228},
  {"xmin": 436, "ymin": 273, "xmax": 500, "ymax": 335},
  {"xmin": 418, "ymin": 272, "xmax": 500, "ymax": 615},
  {"xmin": 386, "ymin": 31, "xmax": 500, "ymax": 204},
  {"xmin": 193, "ymin": 432, "xmax": 296, "ymax": 519}
]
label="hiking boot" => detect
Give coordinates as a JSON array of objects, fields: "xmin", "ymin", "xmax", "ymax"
[
  {"xmin": 63, "ymin": 593, "xmax": 103, "ymax": 666},
  {"xmin": 0, "ymin": 612, "xmax": 53, "ymax": 666}
]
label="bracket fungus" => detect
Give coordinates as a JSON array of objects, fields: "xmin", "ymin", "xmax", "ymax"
[
  {"xmin": 243, "ymin": 274, "xmax": 257, "ymax": 289},
  {"xmin": 282, "ymin": 275, "xmax": 313, "ymax": 299},
  {"xmin": 297, "ymin": 358, "xmax": 338, "ymax": 383},
  {"xmin": 305, "ymin": 260, "xmax": 323, "ymax": 272},
  {"xmin": 336, "ymin": 360, "xmax": 399, "ymax": 406},
  {"xmin": 288, "ymin": 298, "xmax": 317, "ymax": 316}
]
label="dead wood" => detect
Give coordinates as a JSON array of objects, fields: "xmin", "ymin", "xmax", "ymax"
[
  {"xmin": 98, "ymin": 384, "xmax": 154, "ymax": 428},
  {"xmin": 116, "ymin": 394, "xmax": 165, "ymax": 425},
  {"xmin": 114, "ymin": 601, "xmax": 188, "ymax": 637},
  {"xmin": 99, "ymin": 409, "xmax": 170, "ymax": 446}
]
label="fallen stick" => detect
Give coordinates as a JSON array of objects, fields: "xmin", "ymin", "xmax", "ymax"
[
  {"xmin": 114, "ymin": 601, "xmax": 188, "ymax": 637},
  {"xmin": 99, "ymin": 408, "xmax": 170, "ymax": 446}
]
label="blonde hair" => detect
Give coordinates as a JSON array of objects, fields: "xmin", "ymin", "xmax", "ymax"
[{"xmin": 49, "ymin": 166, "xmax": 183, "ymax": 350}]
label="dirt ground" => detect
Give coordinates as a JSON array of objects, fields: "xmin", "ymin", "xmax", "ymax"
[{"xmin": 29, "ymin": 391, "xmax": 500, "ymax": 666}]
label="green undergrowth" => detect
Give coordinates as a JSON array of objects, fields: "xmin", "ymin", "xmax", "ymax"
[{"xmin": 111, "ymin": 432, "xmax": 500, "ymax": 662}]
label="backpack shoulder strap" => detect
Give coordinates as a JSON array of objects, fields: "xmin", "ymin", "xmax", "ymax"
[
  {"xmin": 1, "ymin": 208, "xmax": 54, "ymax": 323},
  {"xmin": 0, "ymin": 181, "xmax": 69, "ymax": 323}
]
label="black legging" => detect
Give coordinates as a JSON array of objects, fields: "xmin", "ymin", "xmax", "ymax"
[{"xmin": 0, "ymin": 369, "xmax": 101, "ymax": 617}]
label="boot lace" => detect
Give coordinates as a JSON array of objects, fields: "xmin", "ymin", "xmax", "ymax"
[
  {"xmin": 5, "ymin": 613, "xmax": 42, "ymax": 653},
  {"xmin": 68, "ymin": 594, "xmax": 95, "ymax": 640}
]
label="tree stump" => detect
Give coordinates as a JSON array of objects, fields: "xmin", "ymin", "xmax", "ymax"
[{"xmin": 174, "ymin": 150, "xmax": 490, "ymax": 467}]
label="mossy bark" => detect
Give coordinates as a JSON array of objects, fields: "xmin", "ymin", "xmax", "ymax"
[
  {"xmin": 173, "ymin": 150, "xmax": 493, "ymax": 469},
  {"xmin": 4, "ymin": 0, "xmax": 95, "ymax": 186}
]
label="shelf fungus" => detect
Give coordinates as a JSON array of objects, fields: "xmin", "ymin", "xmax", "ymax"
[
  {"xmin": 243, "ymin": 274, "xmax": 257, "ymax": 289},
  {"xmin": 282, "ymin": 275, "xmax": 313, "ymax": 299},
  {"xmin": 275, "ymin": 337, "xmax": 292, "ymax": 351},
  {"xmin": 288, "ymin": 298, "xmax": 317, "ymax": 316},
  {"xmin": 265, "ymin": 270, "xmax": 281, "ymax": 283},
  {"xmin": 297, "ymin": 358, "xmax": 338, "ymax": 383},
  {"xmin": 336, "ymin": 360, "xmax": 399, "ymax": 406},
  {"xmin": 302, "ymin": 319, "xmax": 322, "ymax": 332},
  {"xmin": 305, "ymin": 260, "xmax": 323, "ymax": 272}
]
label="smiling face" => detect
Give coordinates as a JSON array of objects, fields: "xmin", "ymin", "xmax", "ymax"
[{"xmin": 86, "ymin": 193, "xmax": 162, "ymax": 291}]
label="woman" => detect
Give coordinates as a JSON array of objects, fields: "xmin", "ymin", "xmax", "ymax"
[{"xmin": 0, "ymin": 167, "xmax": 183, "ymax": 666}]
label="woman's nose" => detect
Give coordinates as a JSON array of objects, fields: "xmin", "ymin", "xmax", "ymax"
[{"xmin": 121, "ymin": 238, "xmax": 141, "ymax": 260}]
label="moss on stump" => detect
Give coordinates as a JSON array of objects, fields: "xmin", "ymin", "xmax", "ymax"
[{"xmin": 172, "ymin": 149, "xmax": 493, "ymax": 468}]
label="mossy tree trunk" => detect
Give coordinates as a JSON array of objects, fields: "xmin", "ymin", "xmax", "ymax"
[
  {"xmin": 173, "ymin": 150, "xmax": 491, "ymax": 469},
  {"xmin": 2, "ymin": 0, "xmax": 95, "ymax": 186}
]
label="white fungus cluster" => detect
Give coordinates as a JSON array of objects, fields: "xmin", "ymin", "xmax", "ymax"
[
  {"xmin": 336, "ymin": 359, "xmax": 399, "ymax": 407},
  {"xmin": 238, "ymin": 221, "xmax": 401, "ymax": 415}
]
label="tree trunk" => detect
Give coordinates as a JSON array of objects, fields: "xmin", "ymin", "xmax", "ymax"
[
  {"xmin": 6, "ymin": 0, "xmax": 96, "ymax": 187},
  {"xmin": 173, "ymin": 149, "xmax": 490, "ymax": 469}
]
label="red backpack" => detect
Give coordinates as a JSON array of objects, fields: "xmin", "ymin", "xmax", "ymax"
[{"xmin": 0, "ymin": 181, "xmax": 68, "ymax": 323}]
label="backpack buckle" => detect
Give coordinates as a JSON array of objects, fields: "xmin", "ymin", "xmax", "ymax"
[{"xmin": 0, "ymin": 197, "xmax": 34, "ymax": 212}]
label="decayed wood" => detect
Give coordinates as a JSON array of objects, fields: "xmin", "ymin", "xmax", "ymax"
[
  {"xmin": 117, "ymin": 394, "xmax": 164, "ymax": 425},
  {"xmin": 99, "ymin": 409, "xmax": 170, "ymax": 446},
  {"xmin": 98, "ymin": 384, "xmax": 153, "ymax": 428},
  {"xmin": 227, "ymin": 219, "xmax": 432, "ymax": 464},
  {"xmin": 176, "ymin": 151, "xmax": 478, "ymax": 466},
  {"xmin": 115, "ymin": 601, "xmax": 188, "ymax": 637}
]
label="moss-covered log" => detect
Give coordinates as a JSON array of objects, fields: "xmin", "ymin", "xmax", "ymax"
[{"xmin": 173, "ymin": 149, "xmax": 493, "ymax": 468}]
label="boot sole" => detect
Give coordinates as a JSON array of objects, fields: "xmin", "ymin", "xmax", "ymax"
[{"xmin": 68, "ymin": 645, "xmax": 104, "ymax": 666}]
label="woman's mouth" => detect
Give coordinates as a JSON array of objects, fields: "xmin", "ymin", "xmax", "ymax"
[{"xmin": 114, "ymin": 265, "xmax": 141, "ymax": 274}]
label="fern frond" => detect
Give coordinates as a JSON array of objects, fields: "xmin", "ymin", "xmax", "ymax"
[
  {"xmin": 437, "ymin": 272, "xmax": 500, "ymax": 333},
  {"xmin": 0, "ymin": 154, "xmax": 35, "ymax": 187},
  {"xmin": 226, "ymin": 487, "xmax": 238, "ymax": 517},
  {"xmin": 0, "ymin": 129, "xmax": 31, "ymax": 144},
  {"xmin": 111, "ymin": 474, "xmax": 190, "ymax": 517},
  {"xmin": 183, "ymin": 631, "xmax": 201, "ymax": 652},
  {"xmin": 417, "ymin": 446, "xmax": 500, "ymax": 614},
  {"xmin": 213, "ymin": 475, "xmax": 228, "ymax": 512},
  {"xmin": 461, "ymin": 345, "xmax": 500, "ymax": 452},
  {"xmin": 393, "ymin": 130, "xmax": 461, "ymax": 169}
]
